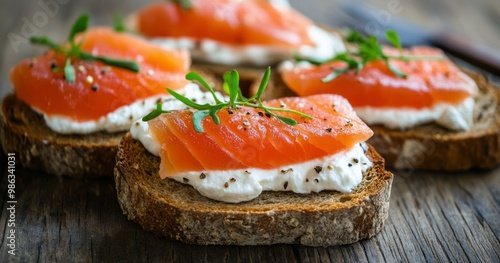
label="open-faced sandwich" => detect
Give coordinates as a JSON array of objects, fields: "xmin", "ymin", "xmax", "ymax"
[
  {"xmin": 128, "ymin": 0, "xmax": 345, "ymax": 83},
  {"xmin": 0, "ymin": 14, "xmax": 219, "ymax": 177},
  {"xmin": 257, "ymin": 30, "xmax": 500, "ymax": 171},
  {"xmin": 115, "ymin": 68, "xmax": 393, "ymax": 246}
]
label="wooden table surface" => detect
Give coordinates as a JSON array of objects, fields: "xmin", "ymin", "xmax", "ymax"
[{"xmin": 1, "ymin": 0, "xmax": 499, "ymax": 262}]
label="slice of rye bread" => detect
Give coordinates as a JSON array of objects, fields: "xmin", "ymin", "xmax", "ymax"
[
  {"xmin": 0, "ymin": 93, "xmax": 122, "ymax": 178},
  {"xmin": 250, "ymin": 70, "xmax": 500, "ymax": 171},
  {"xmin": 114, "ymin": 133, "xmax": 393, "ymax": 246},
  {"xmin": 0, "ymin": 67, "xmax": 220, "ymax": 178}
]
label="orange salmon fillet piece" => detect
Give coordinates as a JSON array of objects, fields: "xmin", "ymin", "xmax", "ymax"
[
  {"xmin": 10, "ymin": 27, "xmax": 190, "ymax": 121},
  {"xmin": 137, "ymin": 0, "xmax": 314, "ymax": 49},
  {"xmin": 148, "ymin": 94, "xmax": 373, "ymax": 177},
  {"xmin": 281, "ymin": 47, "xmax": 477, "ymax": 108}
]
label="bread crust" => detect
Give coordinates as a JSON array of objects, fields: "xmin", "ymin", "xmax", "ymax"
[
  {"xmin": 0, "ymin": 94, "xmax": 122, "ymax": 177},
  {"xmin": 253, "ymin": 70, "xmax": 500, "ymax": 171},
  {"xmin": 114, "ymin": 133, "xmax": 393, "ymax": 246}
]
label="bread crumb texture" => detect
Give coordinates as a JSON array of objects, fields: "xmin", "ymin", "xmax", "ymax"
[
  {"xmin": 114, "ymin": 133, "xmax": 393, "ymax": 246},
  {"xmin": 1, "ymin": 94, "xmax": 122, "ymax": 177}
]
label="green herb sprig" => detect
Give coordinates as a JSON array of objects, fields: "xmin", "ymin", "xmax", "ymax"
[
  {"xmin": 30, "ymin": 13, "xmax": 140, "ymax": 83},
  {"xmin": 113, "ymin": 13, "xmax": 128, "ymax": 33},
  {"xmin": 112, "ymin": 13, "xmax": 137, "ymax": 34},
  {"xmin": 143, "ymin": 67, "xmax": 313, "ymax": 133},
  {"xmin": 297, "ymin": 29, "xmax": 445, "ymax": 82},
  {"xmin": 171, "ymin": 0, "xmax": 192, "ymax": 9}
]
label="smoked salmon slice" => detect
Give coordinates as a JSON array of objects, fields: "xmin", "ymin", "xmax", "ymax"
[
  {"xmin": 281, "ymin": 47, "xmax": 477, "ymax": 109},
  {"xmin": 148, "ymin": 94, "xmax": 373, "ymax": 177},
  {"xmin": 10, "ymin": 27, "xmax": 190, "ymax": 122},
  {"xmin": 136, "ymin": 0, "xmax": 314, "ymax": 49}
]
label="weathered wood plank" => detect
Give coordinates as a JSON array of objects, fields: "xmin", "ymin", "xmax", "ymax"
[
  {"xmin": 1, "ymin": 0, "xmax": 500, "ymax": 262},
  {"xmin": 1, "ymin": 167, "xmax": 498, "ymax": 262}
]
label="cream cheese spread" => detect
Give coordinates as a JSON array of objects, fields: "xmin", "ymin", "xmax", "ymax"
[
  {"xmin": 279, "ymin": 61, "xmax": 475, "ymax": 131},
  {"xmin": 167, "ymin": 143, "xmax": 371, "ymax": 203},
  {"xmin": 36, "ymin": 83, "xmax": 215, "ymax": 134},
  {"xmin": 132, "ymin": 115, "xmax": 372, "ymax": 203},
  {"xmin": 147, "ymin": 25, "xmax": 345, "ymax": 66},
  {"xmin": 269, "ymin": 0, "xmax": 291, "ymax": 8},
  {"xmin": 356, "ymin": 97, "xmax": 474, "ymax": 131}
]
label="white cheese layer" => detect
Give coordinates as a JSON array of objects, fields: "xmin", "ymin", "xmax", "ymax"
[
  {"xmin": 37, "ymin": 83, "xmax": 213, "ymax": 134},
  {"xmin": 356, "ymin": 98, "xmax": 474, "ymax": 131},
  {"xmin": 279, "ymin": 61, "xmax": 475, "ymax": 131},
  {"xmin": 132, "ymin": 117, "xmax": 371, "ymax": 203},
  {"xmin": 270, "ymin": 0, "xmax": 290, "ymax": 8},
  {"xmin": 147, "ymin": 25, "xmax": 345, "ymax": 66},
  {"xmin": 169, "ymin": 143, "xmax": 371, "ymax": 203}
]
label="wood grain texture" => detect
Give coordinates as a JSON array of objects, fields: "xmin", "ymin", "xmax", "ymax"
[
  {"xmin": 0, "ymin": 168, "xmax": 498, "ymax": 262},
  {"xmin": 0, "ymin": 0, "xmax": 499, "ymax": 262}
]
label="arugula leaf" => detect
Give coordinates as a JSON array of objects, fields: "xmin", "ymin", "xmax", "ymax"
[
  {"xmin": 142, "ymin": 103, "xmax": 170, "ymax": 122},
  {"xmin": 384, "ymin": 58, "xmax": 407, "ymax": 78},
  {"xmin": 172, "ymin": 0, "xmax": 192, "ymax": 9},
  {"xmin": 186, "ymin": 72, "xmax": 222, "ymax": 104},
  {"xmin": 144, "ymin": 68, "xmax": 313, "ymax": 133},
  {"xmin": 29, "ymin": 13, "xmax": 141, "ymax": 84},
  {"xmin": 227, "ymin": 70, "xmax": 239, "ymax": 106},
  {"xmin": 64, "ymin": 57, "xmax": 75, "ymax": 83},
  {"xmin": 222, "ymin": 79, "xmax": 230, "ymax": 95},
  {"xmin": 192, "ymin": 110, "xmax": 210, "ymax": 132},
  {"xmin": 276, "ymin": 116, "xmax": 298, "ymax": 125},
  {"xmin": 69, "ymin": 13, "xmax": 89, "ymax": 42},
  {"xmin": 209, "ymin": 107, "xmax": 221, "ymax": 125},
  {"xmin": 167, "ymin": 88, "xmax": 208, "ymax": 109},
  {"xmin": 322, "ymin": 68, "xmax": 349, "ymax": 82},
  {"xmin": 113, "ymin": 13, "xmax": 127, "ymax": 32},
  {"xmin": 262, "ymin": 108, "xmax": 296, "ymax": 126},
  {"xmin": 90, "ymin": 54, "xmax": 140, "ymax": 72},
  {"xmin": 345, "ymin": 30, "xmax": 365, "ymax": 43},
  {"xmin": 386, "ymin": 30, "xmax": 402, "ymax": 52},
  {"xmin": 254, "ymin": 66, "xmax": 271, "ymax": 100},
  {"xmin": 30, "ymin": 37, "xmax": 63, "ymax": 52},
  {"xmin": 296, "ymin": 29, "xmax": 444, "ymax": 81}
]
